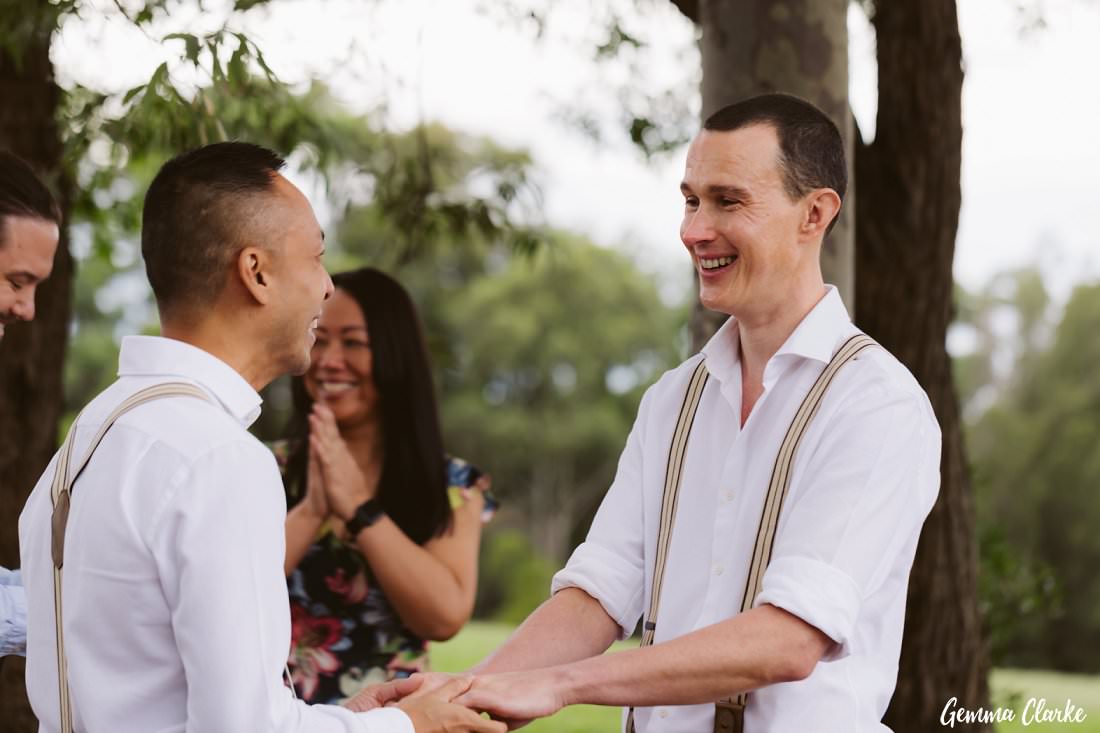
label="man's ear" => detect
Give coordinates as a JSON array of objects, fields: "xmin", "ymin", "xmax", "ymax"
[
  {"xmin": 237, "ymin": 245, "xmax": 275, "ymax": 306},
  {"xmin": 801, "ymin": 189, "xmax": 842, "ymax": 242}
]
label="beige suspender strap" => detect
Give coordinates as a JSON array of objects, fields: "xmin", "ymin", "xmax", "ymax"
[
  {"xmin": 625, "ymin": 359, "xmax": 709, "ymax": 733},
  {"xmin": 49, "ymin": 382, "xmax": 211, "ymax": 733},
  {"xmin": 626, "ymin": 333, "xmax": 876, "ymax": 733}
]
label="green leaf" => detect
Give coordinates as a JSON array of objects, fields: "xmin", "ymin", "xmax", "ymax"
[
  {"xmin": 164, "ymin": 32, "xmax": 200, "ymax": 65},
  {"xmin": 122, "ymin": 83, "xmax": 146, "ymax": 105},
  {"xmin": 252, "ymin": 46, "xmax": 278, "ymax": 82},
  {"xmin": 233, "ymin": 0, "xmax": 272, "ymax": 11}
]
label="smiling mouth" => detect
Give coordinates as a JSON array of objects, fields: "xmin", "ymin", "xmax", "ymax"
[
  {"xmin": 316, "ymin": 381, "xmax": 356, "ymax": 395},
  {"xmin": 700, "ymin": 255, "xmax": 737, "ymax": 271}
]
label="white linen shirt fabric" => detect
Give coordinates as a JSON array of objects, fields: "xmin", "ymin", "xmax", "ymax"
[
  {"xmin": 552, "ymin": 287, "xmax": 941, "ymax": 732},
  {"xmin": 0, "ymin": 567, "xmax": 26, "ymax": 656},
  {"xmin": 19, "ymin": 335, "xmax": 412, "ymax": 733}
]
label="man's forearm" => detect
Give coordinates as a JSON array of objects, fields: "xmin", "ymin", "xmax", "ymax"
[
  {"xmin": 557, "ymin": 604, "xmax": 829, "ymax": 708},
  {"xmin": 472, "ymin": 587, "xmax": 621, "ymax": 674},
  {"xmin": 456, "ymin": 604, "xmax": 833, "ymax": 724}
]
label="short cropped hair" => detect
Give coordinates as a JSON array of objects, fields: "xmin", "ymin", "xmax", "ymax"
[
  {"xmin": 0, "ymin": 151, "xmax": 62, "ymax": 247},
  {"xmin": 704, "ymin": 94, "xmax": 846, "ymax": 231},
  {"xmin": 141, "ymin": 142, "xmax": 286, "ymax": 316}
]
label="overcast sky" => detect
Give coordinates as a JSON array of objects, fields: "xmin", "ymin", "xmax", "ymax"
[{"xmin": 54, "ymin": 0, "xmax": 1100, "ymax": 303}]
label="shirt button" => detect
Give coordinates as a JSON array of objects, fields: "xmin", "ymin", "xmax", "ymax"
[
  {"xmin": 724, "ymin": 490, "xmax": 734, "ymax": 502},
  {"xmin": 714, "ymin": 564, "xmax": 724, "ymax": 576},
  {"xmin": 658, "ymin": 709, "xmax": 669, "ymax": 718}
]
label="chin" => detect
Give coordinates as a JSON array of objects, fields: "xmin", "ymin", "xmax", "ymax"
[
  {"xmin": 288, "ymin": 352, "xmax": 312, "ymax": 377},
  {"xmin": 698, "ymin": 289, "xmax": 736, "ymax": 315},
  {"xmin": 328, "ymin": 406, "xmax": 357, "ymax": 427}
]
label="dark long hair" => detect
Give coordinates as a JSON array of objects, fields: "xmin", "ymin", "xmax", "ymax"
[{"xmin": 284, "ymin": 267, "xmax": 451, "ymax": 544}]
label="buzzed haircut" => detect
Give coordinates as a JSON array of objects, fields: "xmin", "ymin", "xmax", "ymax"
[
  {"xmin": 0, "ymin": 151, "xmax": 62, "ymax": 247},
  {"xmin": 704, "ymin": 94, "xmax": 847, "ymax": 232},
  {"xmin": 141, "ymin": 141, "xmax": 286, "ymax": 317}
]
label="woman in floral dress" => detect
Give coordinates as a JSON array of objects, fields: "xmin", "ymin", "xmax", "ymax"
[{"xmin": 275, "ymin": 267, "xmax": 496, "ymax": 704}]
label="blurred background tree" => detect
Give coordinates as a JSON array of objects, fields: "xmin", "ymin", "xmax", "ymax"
[{"xmin": 956, "ymin": 265, "xmax": 1100, "ymax": 675}]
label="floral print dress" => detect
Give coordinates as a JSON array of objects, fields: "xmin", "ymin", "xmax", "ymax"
[{"xmin": 273, "ymin": 445, "xmax": 496, "ymax": 704}]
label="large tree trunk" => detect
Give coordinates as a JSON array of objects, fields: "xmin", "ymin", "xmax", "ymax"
[
  {"xmin": 0, "ymin": 10, "xmax": 71, "ymax": 731},
  {"xmin": 855, "ymin": 0, "xmax": 990, "ymax": 730},
  {"xmin": 687, "ymin": 0, "xmax": 853, "ymax": 347}
]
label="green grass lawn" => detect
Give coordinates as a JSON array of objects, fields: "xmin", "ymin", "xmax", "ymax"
[
  {"xmin": 433, "ymin": 621, "xmax": 1100, "ymax": 732},
  {"xmin": 991, "ymin": 669, "xmax": 1100, "ymax": 733}
]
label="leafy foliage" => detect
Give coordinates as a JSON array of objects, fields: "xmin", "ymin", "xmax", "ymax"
[
  {"xmin": 478, "ymin": 0, "xmax": 698, "ymax": 158},
  {"xmin": 959, "ymin": 270, "xmax": 1100, "ymax": 672},
  {"xmin": 33, "ymin": 2, "xmax": 548, "ymax": 432},
  {"xmin": 474, "ymin": 530, "xmax": 558, "ymax": 623},
  {"xmin": 436, "ymin": 235, "xmax": 686, "ymax": 560}
]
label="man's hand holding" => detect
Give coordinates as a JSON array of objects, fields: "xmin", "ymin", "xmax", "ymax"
[
  {"xmin": 456, "ymin": 669, "xmax": 569, "ymax": 730},
  {"xmin": 343, "ymin": 676, "xmax": 424, "ymax": 712},
  {"xmin": 399, "ymin": 676, "xmax": 506, "ymax": 733},
  {"xmin": 344, "ymin": 674, "xmax": 506, "ymax": 733}
]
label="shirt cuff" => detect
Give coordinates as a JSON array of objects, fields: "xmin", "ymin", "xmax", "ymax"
[
  {"xmin": 356, "ymin": 707, "xmax": 414, "ymax": 733},
  {"xmin": 0, "ymin": 583, "xmax": 27, "ymax": 657},
  {"xmin": 551, "ymin": 544, "xmax": 643, "ymax": 640},
  {"xmin": 753, "ymin": 555, "xmax": 861, "ymax": 662}
]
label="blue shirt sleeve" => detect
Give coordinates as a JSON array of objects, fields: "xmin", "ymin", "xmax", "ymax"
[{"xmin": 0, "ymin": 567, "xmax": 27, "ymax": 657}]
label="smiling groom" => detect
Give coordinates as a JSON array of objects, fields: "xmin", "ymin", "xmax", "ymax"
[
  {"xmin": 457, "ymin": 94, "xmax": 942, "ymax": 733},
  {"xmin": 18, "ymin": 142, "xmax": 501, "ymax": 733}
]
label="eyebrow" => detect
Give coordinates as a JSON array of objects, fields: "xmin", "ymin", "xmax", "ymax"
[
  {"xmin": 681, "ymin": 179, "xmax": 751, "ymax": 194},
  {"xmin": 705, "ymin": 184, "xmax": 752, "ymax": 200}
]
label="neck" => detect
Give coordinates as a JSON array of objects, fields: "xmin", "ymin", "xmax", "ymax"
[
  {"xmin": 735, "ymin": 280, "xmax": 828, "ymax": 382},
  {"xmin": 161, "ymin": 316, "xmax": 276, "ymax": 392}
]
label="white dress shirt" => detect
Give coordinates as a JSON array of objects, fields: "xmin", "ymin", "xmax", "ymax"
[
  {"xmin": 552, "ymin": 287, "xmax": 941, "ymax": 732},
  {"xmin": 19, "ymin": 336, "xmax": 412, "ymax": 733},
  {"xmin": 0, "ymin": 566, "xmax": 26, "ymax": 656}
]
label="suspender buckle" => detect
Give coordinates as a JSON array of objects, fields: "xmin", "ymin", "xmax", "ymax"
[{"xmin": 713, "ymin": 699, "xmax": 745, "ymax": 733}]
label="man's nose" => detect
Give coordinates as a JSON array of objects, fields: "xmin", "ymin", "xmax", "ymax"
[{"xmin": 681, "ymin": 208, "xmax": 715, "ymax": 247}]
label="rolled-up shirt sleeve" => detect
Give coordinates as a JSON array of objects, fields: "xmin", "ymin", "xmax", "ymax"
[
  {"xmin": 552, "ymin": 386, "xmax": 654, "ymax": 638},
  {"xmin": 151, "ymin": 439, "xmax": 412, "ymax": 733},
  {"xmin": 754, "ymin": 382, "xmax": 941, "ymax": 660},
  {"xmin": 0, "ymin": 567, "xmax": 26, "ymax": 657}
]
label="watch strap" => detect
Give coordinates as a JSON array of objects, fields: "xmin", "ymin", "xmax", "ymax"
[{"xmin": 345, "ymin": 498, "xmax": 385, "ymax": 537}]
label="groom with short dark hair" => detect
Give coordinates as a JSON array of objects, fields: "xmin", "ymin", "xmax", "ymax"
[{"xmin": 19, "ymin": 142, "xmax": 501, "ymax": 733}]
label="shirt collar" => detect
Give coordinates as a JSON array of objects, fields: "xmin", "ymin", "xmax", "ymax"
[
  {"xmin": 117, "ymin": 335, "xmax": 263, "ymax": 427},
  {"xmin": 772, "ymin": 285, "xmax": 853, "ymax": 365},
  {"xmin": 700, "ymin": 285, "xmax": 853, "ymax": 379}
]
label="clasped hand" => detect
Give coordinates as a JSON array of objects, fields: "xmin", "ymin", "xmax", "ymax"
[
  {"xmin": 304, "ymin": 402, "xmax": 376, "ymax": 523},
  {"xmin": 343, "ymin": 670, "xmax": 566, "ymax": 733}
]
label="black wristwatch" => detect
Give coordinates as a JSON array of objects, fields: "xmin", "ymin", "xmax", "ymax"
[{"xmin": 345, "ymin": 498, "xmax": 385, "ymax": 538}]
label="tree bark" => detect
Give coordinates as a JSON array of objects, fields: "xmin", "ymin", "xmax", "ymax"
[
  {"xmin": 689, "ymin": 0, "xmax": 853, "ymax": 347},
  {"xmin": 0, "ymin": 10, "xmax": 71, "ymax": 730},
  {"xmin": 855, "ymin": 0, "xmax": 990, "ymax": 730}
]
